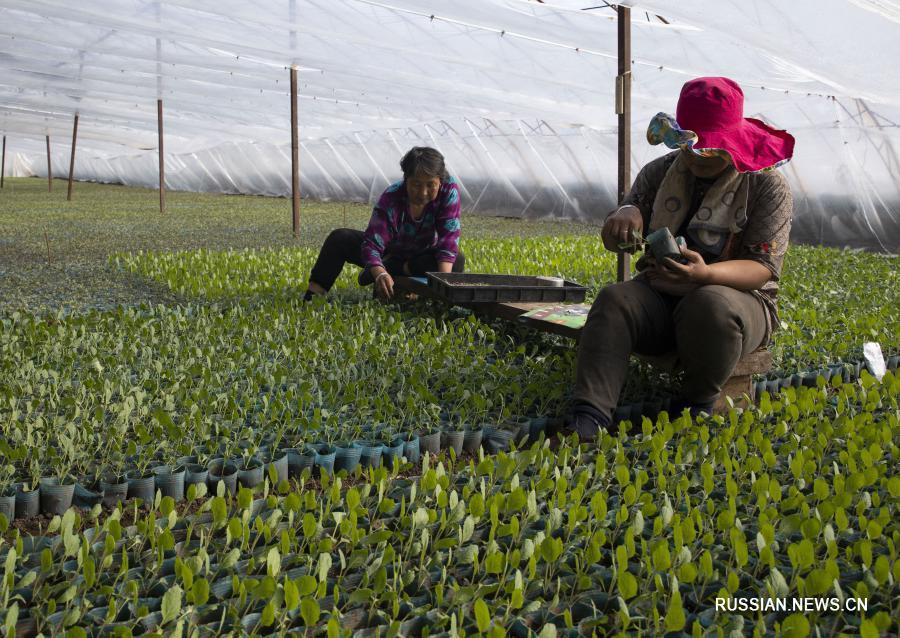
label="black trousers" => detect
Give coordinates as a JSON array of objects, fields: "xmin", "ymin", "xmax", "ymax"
[
  {"xmin": 573, "ymin": 278, "xmax": 767, "ymax": 417},
  {"xmin": 309, "ymin": 228, "xmax": 466, "ymax": 291}
]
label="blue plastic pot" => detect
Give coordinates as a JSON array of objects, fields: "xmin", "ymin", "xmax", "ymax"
[
  {"xmin": 402, "ymin": 435, "xmax": 420, "ymax": 465},
  {"xmin": 486, "ymin": 428, "xmax": 515, "ymax": 454},
  {"xmin": 354, "ymin": 442, "xmax": 384, "ymax": 469},
  {"xmin": 384, "ymin": 439, "xmax": 405, "ymax": 470},
  {"xmin": 334, "ymin": 443, "xmax": 361, "ymax": 474},
  {"xmin": 313, "ymin": 444, "xmax": 336, "ymax": 475}
]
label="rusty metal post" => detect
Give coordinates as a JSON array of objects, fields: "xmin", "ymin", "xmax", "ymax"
[
  {"xmin": 46, "ymin": 135, "xmax": 52, "ymax": 191},
  {"xmin": 157, "ymin": 98, "xmax": 166, "ymax": 214},
  {"xmin": 1, "ymin": 135, "xmax": 5, "ymax": 188},
  {"xmin": 290, "ymin": 66, "xmax": 300, "ymax": 237},
  {"xmin": 616, "ymin": 5, "xmax": 632, "ymax": 282},
  {"xmin": 67, "ymin": 114, "xmax": 79, "ymax": 201}
]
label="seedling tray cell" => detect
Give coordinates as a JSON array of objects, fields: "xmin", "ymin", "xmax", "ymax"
[{"xmin": 426, "ymin": 273, "xmax": 588, "ymax": 303}]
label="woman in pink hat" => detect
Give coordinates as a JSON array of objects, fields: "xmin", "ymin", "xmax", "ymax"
[{"xmin": 561, "ymin": 76, "xmax": 796, "ymax": 441}]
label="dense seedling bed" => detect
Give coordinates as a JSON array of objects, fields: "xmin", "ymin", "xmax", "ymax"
[
  {"xmin": 1, "ymin": 178, "xmax": 899, "ymax": 636},
  {"xmin": 1, "ymin": 375, "xmax": 897, "ymax": 636}
]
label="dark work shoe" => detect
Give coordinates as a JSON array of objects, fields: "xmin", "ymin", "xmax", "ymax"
[
  {"xmin": 669, "ymin": 397, "xmax": 716, "ymax": 418},
  {"xmin": 357, "ymin": 268, "xmax": 374, "ymax": 286},
  {"xmin": 556, "ymin": 403, "xmax": 611, "ymax": 444}
]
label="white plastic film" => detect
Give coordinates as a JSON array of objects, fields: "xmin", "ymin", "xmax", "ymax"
[{"xmin": 1, "ymin": 0, "xmax": 897, "ymax": 251}]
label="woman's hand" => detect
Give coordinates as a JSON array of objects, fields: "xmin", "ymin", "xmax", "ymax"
[
  {"xmin": 601, "ymin": 205, "xmax": 643, "ymax": 252},
  {"xmin": 373, "ymin": 269, "xmax": 394, "ymax": 300},
  {"xmin": 644, "ymin": 246, "xmax": 711, "ymax": 295}
]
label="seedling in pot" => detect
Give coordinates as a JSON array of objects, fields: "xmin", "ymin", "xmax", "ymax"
[
  {"xmin": 617, "ymin": 228, "xmax": 645, "ymax": 253},
  {"xmin": 645, "ymin": 227, "xmax": 690, "ymax": 265},
  {"xmin": 129, "ymin": 446, "xmax": 160, "ymax": 480}
]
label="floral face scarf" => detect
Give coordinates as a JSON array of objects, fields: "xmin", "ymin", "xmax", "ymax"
[{"xmin": 648, "ymin": 152, "xmax": 750, "ymax": 256}]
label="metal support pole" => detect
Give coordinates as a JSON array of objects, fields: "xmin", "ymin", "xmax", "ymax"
[
  {"xmin": 1, "ymin": 135, "xmax": 6, "ymax": 188},
  {"xmin": 157, "ymin": 99, "xmax": 166, "ymax": 214},
  {"xmin": 46, "ymin": 135, "xmax": 52, "ymax": 192},
  {"xmin": 290, "ymin": 66, "xmax": 300, "ymax": 238},
  {"xmin": 616, "ymin": 5, "xmax": 632, "ymax": 282},
  {"xmin": 67, "ymin": 114, "xmax": 79, "ymax": 201}
]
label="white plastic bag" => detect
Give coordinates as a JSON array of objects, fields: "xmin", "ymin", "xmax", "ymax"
[{"xmin": 863, "ymin": 342, "xmax": 886, "ymax": 381}]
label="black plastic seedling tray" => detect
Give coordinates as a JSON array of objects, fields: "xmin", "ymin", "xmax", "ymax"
[{"xmin": 426, "ymin": 273, "xmax": 588, "ymax": 303}]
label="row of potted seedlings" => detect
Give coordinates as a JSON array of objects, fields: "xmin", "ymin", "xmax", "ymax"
[
  {"xmin": 5, "ymin": 356, "xmax": 891, "ymax": 522},
  {"xmin": 0, "ymin": 417, "xmax": 549, "ymax": 522},
  {"xmin": 606, "ymin": 355, "xmax": 898, "ymax": 427},
  {"xmin": 754, "ymin": 354, "xmax": 898, "ymax": 396}
]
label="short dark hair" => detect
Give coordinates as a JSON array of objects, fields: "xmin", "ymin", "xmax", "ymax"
[{"xmin": 400, "ymin": 147, "xmax": 448, "ymax": 181}]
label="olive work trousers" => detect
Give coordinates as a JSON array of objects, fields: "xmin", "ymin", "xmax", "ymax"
[
  {"xmin": 309, "ymin": 228, "xmax": 465, "ymax": 291},
  {"xmin": 573, "ymin": 278, "xmax": 768, "ymax": 418}
]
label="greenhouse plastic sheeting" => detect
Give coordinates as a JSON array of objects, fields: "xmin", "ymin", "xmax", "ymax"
[{"xmin": 1, "ymin": 0, "xmax": 898, "ymax": 252}]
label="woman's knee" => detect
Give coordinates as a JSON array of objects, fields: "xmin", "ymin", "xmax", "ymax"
[
  {"xmin": 675, "ymin": 286, "xmax": 739, "ymax": 336},
  {"xmin": 324, "ymin": 228, "xmax": 359, "ymax": 246},
  {"xmin": 587, "ymin": 281, "xmax": 650, "ymax": 325}
]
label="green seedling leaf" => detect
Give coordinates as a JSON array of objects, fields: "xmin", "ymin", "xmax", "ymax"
[
  {"xmin": 192, "ymin": 578, "xmax": 209, "ymax": 606},
  {"xmin": 161, "ymin": 585, "xmax": 183, "ymax": 625},
  {"xmin": 780, "ymin": 613, "xmax": 810, "ymax": 638},
  {"xmin": 664, "ymin": 589, "xmax": 686, "ymax": 632},
  {"xmin": 474, "ymin": 598, "xmax": 491, "ymax": 633},
  {"xmin": 300, "ymin": 598, "xmax": 320, "ymax": 627}
]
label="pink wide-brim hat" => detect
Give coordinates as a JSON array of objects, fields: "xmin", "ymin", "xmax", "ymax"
[{"xmin": 647, "ymin": 76, "xmax": 795, "ymax": 174}]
